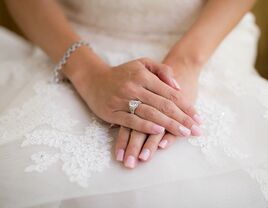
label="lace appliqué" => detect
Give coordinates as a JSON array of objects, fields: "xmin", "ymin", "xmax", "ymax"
[
  {"xmin": 0, "ymin": 81, "xmax": 113, "ymax": 187},
  {"xmin": 22, "ymin": 126, "xmax": 112, "ymax": 187},
  {"xmin": 191, "ymin": 94, "xmax": 268, "ymax": 201},
  {"xmin": 189, "ymin": 96, "xmax": 248, "ymax": 165}
]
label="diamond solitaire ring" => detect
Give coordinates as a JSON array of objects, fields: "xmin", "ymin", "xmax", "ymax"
[{"xmin": 129, "ymin": 100, "xmax": 142, "ymax": 114}]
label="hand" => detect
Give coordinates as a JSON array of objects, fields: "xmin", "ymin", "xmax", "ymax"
[
  {"xmin": 115, "ymin": 127, "xmax": 178, "ymax": 168},
  {"xmin": 115, "ymin": 59, "xmax": 202, "ymax": 169},
  {"xmin": 168, "ymin": 62, "xmax": 200, "ymax": 105},
  {"xmin": 71, "ymin": 57, "xmax": 200, "ymax": 136},
  {"xmin": 154, "ymin": 58, "xmax": 202, "ymax": 149}
]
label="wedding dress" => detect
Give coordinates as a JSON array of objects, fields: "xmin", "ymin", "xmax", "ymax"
[{"xmin": 1, "ymin": 0, "xmax": 268, "ymax": 207}]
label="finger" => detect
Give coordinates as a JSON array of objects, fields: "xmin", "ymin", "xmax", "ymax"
[
  {"xmin": 115, "ymin": 126, "xmax": 130, "ymax": 162},
  {"xmin": 143, "ymin": 75, "xmax": 202, "ymax": 124},
  {"xmin": 138, "ymin": 58, "xmax": 180, "ymax": 90},
  {"xmin": 139, "ymin": 131, "xmax": 165, "ymax": 161},
  {"xmin": 124, "ymin": 130, "xmax": 147, "ymax": 169},
  {"xmin": 114, "ymin": 111, "xmax": 165, "ymax": 135},
  {"xmin": 137, "ymin": 89, "xmax": 201, "ymax": 136},
  {"xmin": 158, "ymin": 133, "xmax": 178, "ymax": 149},
  {"xmin": 135, "ymin": 103, "xmax": 192, "ymax": 137},
  {"xmin": 109, "ymin": 123, "xmax": 120, "ymax": 128}
]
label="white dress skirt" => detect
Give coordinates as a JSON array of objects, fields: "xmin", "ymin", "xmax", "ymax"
[{"xmin": 1, "ymin": 0, "xmax": 268, "ymax": 207}]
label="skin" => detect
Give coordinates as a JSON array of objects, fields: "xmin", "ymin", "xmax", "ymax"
[
  {"xmin": 5, "ymin": 0, "xmax": 200, "ymax": 136},
  {"xmin": 116, "ymin": 0, "xmax": 257, "ymax": 168},
  {"xmin": 5, "ymin": 0, "xmax": 256, "ymax": 169}
]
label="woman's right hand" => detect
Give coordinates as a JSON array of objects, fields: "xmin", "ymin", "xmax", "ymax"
[{"xmin": 67, "ymin": 56, "xmax": 201, "ymax": 136}]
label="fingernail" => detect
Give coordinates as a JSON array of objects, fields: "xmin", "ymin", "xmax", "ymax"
[
  {"xmin": 125, "ymin": 155, "xmax": 136, "ymax": 168},
  {"xmin": 172, "ymin": 78, "xmax": 181, "ymax": 90},
  {"xmin": 139, "ymin": 148, "xmax": 151, "ymax": 161},
  {"xmin": 179, "ymin": 126, "xmax": 191, "ymax": 137},
  {"xmin": 116, "ymin": 149, "xmax": 124, "ymax": 161},
  {"xmin": 191, "ymin": 124, "xmax": 202, "ymax": 136},
  {"xmin": 159, "ymin": 139, "xmax": 168, "ymax": 149},
  {"xmin": 193, "ymin": 114, "xmax": 203, "ymax": 125},
  {"xmin": 152, "ymin": 125, "xmax": 165, "ymax": 134}
]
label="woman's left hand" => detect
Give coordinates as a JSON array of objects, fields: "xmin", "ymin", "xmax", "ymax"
[{"xmin": 115, "ymin": 60, "xmax": 202, "ymax": 168}]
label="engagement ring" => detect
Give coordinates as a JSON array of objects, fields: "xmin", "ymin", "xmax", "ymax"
[{"xmin": 129, "ymin": 100, "xmax": 141, "ymax": 114}]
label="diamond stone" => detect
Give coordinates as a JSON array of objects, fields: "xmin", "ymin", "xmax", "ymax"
[{"xmin": 129, "ymin": 100, "xmax": 141, "ymax": 114}]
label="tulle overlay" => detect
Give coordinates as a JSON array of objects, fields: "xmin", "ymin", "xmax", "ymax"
[{"xmin": 1, "ymin": 0, "xmax": 268, "ymax": 207}]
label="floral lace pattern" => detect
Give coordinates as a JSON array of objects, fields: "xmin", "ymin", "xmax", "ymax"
[
  {"xmin": 0, "ymin": 0, "xmax": 267, "ymax": 205},
  {"xmin": 197, "ymin": 69, "xmax": 268, "ymax": 201},
  {"xmin": 0, "ymin": 82, "xmax": 77, "ymax": 145},
  {"xmin": 189, "ymin": 96, "xmax": 248, "ymax": 165},
  {"xmin": 22, "ymin": 126, "xmax": 112, "ymax": 187},
  {"xmin": 0, "ymin": 81, "xmax": 113, "ymax": 187},
  {"xmin": 1, "ymin": 71, "xmax": 268, "ymax": 198}
]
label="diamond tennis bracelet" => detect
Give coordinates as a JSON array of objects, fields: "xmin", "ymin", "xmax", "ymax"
[{"xmin": 53, "ymin": 40, "xmax": 90, "ymax": 83}]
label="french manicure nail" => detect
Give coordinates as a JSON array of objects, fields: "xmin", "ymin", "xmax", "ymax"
[
  {"xmin": 152, "ymin": 125, "xmax": 165, "ymax": 134},
  {"xmin": 191, "ymin": 124, "xmax": 202, "ymax": 136},
  {"xmin": 125, "ymin": 155, "xmax": 136, "ymax": 168},
  {"xmin": 159, "ymin": 139, "xmax": 168, "ymax": 149},
  {"xmin": 193, "ymin": 114, "xmax": 203, "ymax": 125},
  {"xmin": 139, "ymin": 148, "xmax": 151, "ymax": 161},
  {"xmin": 172, "ymin": 78, "xmax": 181, "ymax": 90},
  {"xmin": 116, "ymin": 149, "xmax": 124, "ymax": 161},
  {"xmin": 179, "ymin": 126, "xmax": 191, "ymax": 137}
]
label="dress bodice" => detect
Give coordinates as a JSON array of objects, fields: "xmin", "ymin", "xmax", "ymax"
[{"xmin": 60, "ymin": 0, "xmax": 205, "ymax": 36}]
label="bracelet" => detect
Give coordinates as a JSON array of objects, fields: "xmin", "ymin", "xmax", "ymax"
[{"xmin": 53, "ymin": 40, "xmax": 90, "ymax": 83}]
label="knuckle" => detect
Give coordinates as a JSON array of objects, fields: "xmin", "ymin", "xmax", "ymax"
[
  {"xmin": 134, "ymin": 71, "xmax": 152, "ymax": 85},
  {"xmin": 139, "ymin": 68, "xmax": 149, "ymax": 78},
  {"xmin": 160, "ymin": 100, "xmax": 175, "ymax": 115},
  {"xmin": 122, "ymin": 81, "xmax": 133, "ymax": 91},
  {"xmin": 181, "ymin": 116, "xmax": 194, "ymax": 128},
  {"xmin": 142, "ymin": 73, "xmax": 154, "ymax": 84},
  {"xmin": 132, "ymin": 68, "xmax": 146, "ymax": 82},
  {"xmin": 120, "ymin": 82, "xmax": 137, "ymax": 96},
  {"xmin": 127, "ymin": 144, "xmax": 140, "ymax": 154},
  {"xmin": 184, "ymin": 105, "xmax": 195, "ymax": 116},
  {"xmin": 117, "ymin": 133, "xmax": 127, "ymax": 145},
  {"xmin": 143, "ymin": 108, "xmax": 158, "ymax": 120},
  {"xmin": 168, "ymin": 91, "xmax": 181, "ymax": 104},
  {"xmin": 146, "ymin": 139, "xmax": 159, "ymax": 147},
  {"xmin": 166, "ymin": 119, "xmax": 177, "ymax": 131},
  {"xmin": 115, "ymin": 140, "xmax": 126, "ymax": 151}
]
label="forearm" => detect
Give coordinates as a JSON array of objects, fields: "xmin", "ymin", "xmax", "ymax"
[
  {"xmin": 5, "ymin": 0, "xmax": 108, "ymax": 83},
  {"xmin": 164, "ymin": 0, "xmax": 257, "ymax": 72}
]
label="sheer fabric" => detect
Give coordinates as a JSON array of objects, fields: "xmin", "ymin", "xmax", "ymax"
[{"xmin": 0, "ymin": 0, "xmax": 268, "ymax": 207}]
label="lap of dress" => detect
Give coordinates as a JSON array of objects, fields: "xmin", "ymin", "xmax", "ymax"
[{"xmin": 0, "ymin": 12, "xmax": 268, "ymax": 207}]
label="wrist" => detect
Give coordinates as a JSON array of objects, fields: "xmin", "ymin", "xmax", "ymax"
[
  {"xmin": 163, "ymin": 54, "xmax": 202, "ymax": 80},
  {"xmin": 62, "ymin": 46, "xmax": 109, "ymax": 89},
  {"xmin": 163, "ymin": 41, "xmax": 207, "ymax": 75}
]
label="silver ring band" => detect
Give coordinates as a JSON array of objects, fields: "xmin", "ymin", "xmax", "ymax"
[{"xmin": 129, "ymin": 100, "xmax": 141, "ymax": 114}]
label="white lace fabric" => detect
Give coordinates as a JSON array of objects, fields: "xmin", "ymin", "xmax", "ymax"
[
  {"xmin": 1, "ymin": 81, "xmax": 113, "ymax": 188},
  {"xmin": 0, "ymin": 0, "xmax": 268, "ymax": 207}
]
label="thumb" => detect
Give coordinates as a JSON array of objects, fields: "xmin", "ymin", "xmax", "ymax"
[{"xmin": 139, "ymin": 58, "xmax": 181, "ymax": 91}]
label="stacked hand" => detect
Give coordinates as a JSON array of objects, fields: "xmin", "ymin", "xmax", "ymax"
[
  {"xmin": 68, "ymin": 54, "xmax": 202, "ymax": 169},
  {"xmin": 114, "ymin": 58, "xmax": 202, "ymax": 168}
]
